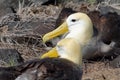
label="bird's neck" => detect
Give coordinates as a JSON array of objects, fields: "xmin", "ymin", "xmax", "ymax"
[
  {"xmin": 65, "ymin": 27, "xmax": 93, "ymax": 46},
  {"xmin": 57, "ymin": 38, "xmax": 82, "ymax": 65}
]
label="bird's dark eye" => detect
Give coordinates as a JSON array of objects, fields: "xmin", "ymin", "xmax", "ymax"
[{"xmin": 71, "ymin": 19, "xmax": 76, "ymax": 22}]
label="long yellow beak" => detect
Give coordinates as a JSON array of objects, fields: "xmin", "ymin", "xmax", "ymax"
[
  {"xmin": 43, "ymin": 22, "xmax": 68, "ymax": 42},
  {"xmin": 41, "ymin": 47, "xmax": 59, "ymax": 58}
]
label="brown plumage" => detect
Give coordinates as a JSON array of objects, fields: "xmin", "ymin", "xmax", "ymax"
[
  {"xmin": 85, "ymin": 11, "xmax": 120, "ymax": 59},
  {"xmin": 87, "ymin": 10, "xmax": 120, "ymax": 45},
  {"xmin": 0, "ymin": 58, "xmax": 82, "ymax": 80},
  {"xmin": 98, "ymin": 12, "xmax": 120, "ymax": 44}
]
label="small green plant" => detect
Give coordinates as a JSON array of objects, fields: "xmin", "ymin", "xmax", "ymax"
[
  {"xmin": 57, "ymin": 0, "xmax": 75, "ymax": 4},
  {"xmin": 9, "ymin": 58, "xmax": 16, "ymax": 66},
  {"xmin": 86, "ymin": 0, "xmax": 96, "ymax": 4}
]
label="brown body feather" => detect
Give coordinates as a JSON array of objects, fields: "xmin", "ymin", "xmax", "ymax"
[{"xmin": 0, "ymin": 58, "xmax": 82, "ymax": 80}]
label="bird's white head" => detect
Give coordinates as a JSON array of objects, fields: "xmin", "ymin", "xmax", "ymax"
[
  {"xmin": 43, "ymin": 12, "xmax": 93, "ymax": 45},
  {"xmin": 65, "ymin": 13, "xmax": 93, "ymax": 45}
]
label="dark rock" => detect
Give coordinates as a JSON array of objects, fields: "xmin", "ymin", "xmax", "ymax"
[
  {"xmin": 0, "ymin": 0, "xmax": 31, "ymax": 19},
  {"xmin": 96, "ymin": 0, "xmax": 120, "ymax": 4},
  {"xmin": 42, "ymin": 0, "xmax": 57, "ymax": 5},
  {"xmin": 98, "ymin": 3, "xmax": 120, "ymax": 15},
  {"xmin": 42, "ymin": 0, "xmax": 84, "ymax": 5},
  {"xmin": 96, "ymin": 0, "xmax": 104, "ymax": 3},
  {"xmin": 0, "ymin": 67, "xmax": 21, "ymax": 80},
  {"xmin": 0, "ymin": 49, "xmax": 24, "ymax": 66}
]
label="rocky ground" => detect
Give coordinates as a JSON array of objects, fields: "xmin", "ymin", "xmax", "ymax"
[{"xmin": 0, "ymin": 0, "xmax": 120, "ymax": 80}]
